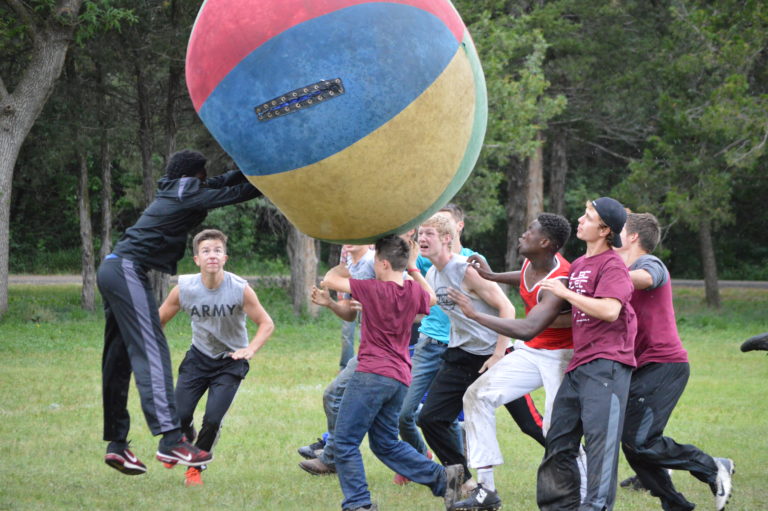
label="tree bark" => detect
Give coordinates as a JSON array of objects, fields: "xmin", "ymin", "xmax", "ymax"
[
  {"xmin": 505, "ymin": 158, "xmax": 528, "ymax": 271},
  {"xmin": 78, "ymin": 150, "xmax": 96, "ymax": 311},
  {"xmin": 287, "ymin": 224, "xmax": 319, "ymax": 317},
  {"xmin": 99, "ymin": 133, "xmax": 113, "ymax": 261},
  {"xmin": 698, "ymin": 218, "xmax": 721, "ymax": 308},
  {"xmin": 549, "ymin": 129, "xmax": 568, "ymax": 216},
  {"xmin": 0, "ymin": 0, "xmax": 84, "ymax": 317},
  {"xmin": 526, "ymin": 132, "xmax": 545, "ymax": 227}
]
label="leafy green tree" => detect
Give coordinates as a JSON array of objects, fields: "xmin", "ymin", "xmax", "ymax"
[{"xmin": 618, "ymin": 1, "xmax": 768, "ymax": 307}]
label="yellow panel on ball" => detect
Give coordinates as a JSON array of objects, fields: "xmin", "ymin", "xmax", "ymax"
[{"xmin": 248, "ymin": 46, "xmax": 475, "ymax": 242}]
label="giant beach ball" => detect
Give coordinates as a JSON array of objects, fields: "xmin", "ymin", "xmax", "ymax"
[{"xmin": 186, "ymin": 0, "xmax": 487, "ymax": 243}]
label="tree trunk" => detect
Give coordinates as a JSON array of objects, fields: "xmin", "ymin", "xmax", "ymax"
[
  {"xmin": 134, "ymin": 62, "xmax": 170, "ymax": 304},
  {"xmin": 549, "ymin": 129, "xmax": 568, "ymax": 216},
  {"xmin": 526, "ymin": 132, "xmax": 545, "ymax": 227},
  {"xmin": 698, "ymin": 218, "xmax": 721, "ymax": 308},
  {"xmin": 505, "ymin": 158, "xmax": 528, "ymax": 271},
  {"xmin": 287, "ymin": 224, "xmax": 319, "ymax": 317},
  {"xmin": 99, "ymin": 134, "xmax": 113, "ymax": 260},
  {"xmin": 78, "ymin": 150, "xmax": 96, "ymax": 311},
  {"xmin": 327, "ymin": 242, "xmax": 342, "ymax": 268},
  {"xmin": 0, "ymin": 1, "xmax": 84, "ymax": 318}
]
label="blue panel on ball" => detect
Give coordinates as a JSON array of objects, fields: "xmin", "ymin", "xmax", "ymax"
[{"xmin": 198, "ymin": 3, "xmax": 458, "ymax": 177}]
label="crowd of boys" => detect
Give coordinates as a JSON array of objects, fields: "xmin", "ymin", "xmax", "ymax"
[{"xmin": 97, "ymin": 150, "xmax": 734, "ymax": 511}]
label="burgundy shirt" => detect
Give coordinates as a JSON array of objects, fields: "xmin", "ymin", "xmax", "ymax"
[
  {"xmin": 566, "ymin": 249, "xmax": 637, "ymax": 372},
  {"xmin": 350, "ymin": 279, "xmax": 431, "ymax": 386},
  {"xmin": 630, "ymin": 255, "xmax": 688, "ymax": 367}
]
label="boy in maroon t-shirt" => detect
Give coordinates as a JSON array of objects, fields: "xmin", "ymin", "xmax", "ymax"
[
  {"xmin": 536, "ymin": 197, "xmax": 636, "ymax": 511},
  {"xmin": 321, "ymin": 234, "xmax": 464, "ymax": 511},
  {"xmin": 615, "ymin": 213, "xmax": 733, "ymax": 511}
]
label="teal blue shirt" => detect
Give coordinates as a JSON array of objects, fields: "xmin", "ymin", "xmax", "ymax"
[{"xmin": 417, "ymin": 248, "xmax": 478, "ymax": 343}]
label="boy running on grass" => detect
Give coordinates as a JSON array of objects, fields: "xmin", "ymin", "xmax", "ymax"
[
  {"xmin": 321, "ymin": 234, "xmax": 464, "ymax": 511},
  {"xmin": 614, "ymin": 213, "xmax": 733, "ymax": 511},
  {"xmin": 158, "ymin": 229, "xmax": 274, "ymax": 486},
  {"xmin": 536, "ymin": 197, "xmax": 637, "ymax": 511}
]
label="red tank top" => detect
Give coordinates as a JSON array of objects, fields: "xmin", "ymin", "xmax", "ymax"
[{"xmin": 519, "ymin": 253, "xmax": 573, "ymax": 350}]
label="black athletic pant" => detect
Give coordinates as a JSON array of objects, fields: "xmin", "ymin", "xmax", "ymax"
[
  {"xmin": 537, "ymin": 359, "xmax": 632, "ymax": 511},
  {"xmin": 622, "ymin": 362, "xmax": 717, "ymax": 511},
  {"xmin": 417, "ymin": 347, "xmax": 545, "ymax": 480},
  {"xmin": 175, "ymin": 346, "xmax": 250, "ymax": 452},
  {"xmin": 98, "ymin": 256, "xmax": 180, "ymax": 441}
]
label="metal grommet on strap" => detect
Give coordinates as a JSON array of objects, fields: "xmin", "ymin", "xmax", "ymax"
[{"xmin": 254, "ymin": 78, "xmax": 345, "ymax": 122}]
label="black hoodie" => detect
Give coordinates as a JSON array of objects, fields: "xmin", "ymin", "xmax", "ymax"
[{"xmin": 112, "ymin": 170, "xmax": 260, "ymax": 274}]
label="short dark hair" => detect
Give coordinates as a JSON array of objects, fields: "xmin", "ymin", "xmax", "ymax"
[
  {"xmin": 192, "ymin": 229, "xmax": 228, "ymax": 255},
  {"xmin": 166, "ymin": 149, "xmax": 207, "ymax": 180},
  {"xmin": 625, "ymin": 213, "xmax": 661, "ymax": 253},
  {"xmin": 537, "ymin": 213, "xmax": 571, "ymax": 252},
  {"xmin": 439, "ymin": 203, "xmax": 464, "ymax": 223},
  {"xmin": 374, "ymin": 235, "xmax": 409, "ymax": 272}
]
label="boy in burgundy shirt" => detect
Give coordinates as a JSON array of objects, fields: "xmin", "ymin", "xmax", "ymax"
[
  {"xmin": 536, "ymin": 197, "xmax": 637, "ymax": 511},
  {"xmin": 321, "ymin": 234, "xmax": 464, "ymax": 511},
  {"xmin": 615, "ymin": 213, "xmax": 733, "ymax": 511}
]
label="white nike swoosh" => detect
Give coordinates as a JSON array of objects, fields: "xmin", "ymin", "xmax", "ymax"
[
  {"xmin": 125, "ymin": 451, "xmax": 138, "ymax": 463},
  {"xmin": 172, "ymin": 450, "xmax": 193, "ymax": 462}
]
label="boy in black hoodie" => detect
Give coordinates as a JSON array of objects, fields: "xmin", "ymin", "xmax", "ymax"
[{"xmin": 99, "ymin": 149, "xmax": 260, "ymax": 475}]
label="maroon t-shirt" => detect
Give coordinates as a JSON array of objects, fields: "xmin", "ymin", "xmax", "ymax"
[
  {"xmin": 630, "ymin": 255, "xmax": 688, "ymax": 367},
  {"xmin": 566, "ymin": 249, "xmax": 637, "ymax": 372},
  {"xmin": 350, "ymin": 278, "xmax": 431, "ymax": 386}
]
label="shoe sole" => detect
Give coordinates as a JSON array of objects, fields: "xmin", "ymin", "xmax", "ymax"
[
  {"xmin": 298, "ymin": 462, "xmax": 336, "ymax": 476},
  {"xmin": 443, "ymin": 465, "xmax": 465, "ymax": 511},
  {"xmin": 156, "ymin": 452, "xmax": 213, "ymax": 467},
  {"xmin": 104, "ymin": 456, "xmax": 146, "ymax": 475},
  {"xmin": 297, "ymin": 448, "xmax": 318, "ymax": 460}
]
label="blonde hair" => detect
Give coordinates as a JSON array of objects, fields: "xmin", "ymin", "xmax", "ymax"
[{"xmin": 421, "ymin": 213, "xmax": 456, "ymax": 241}]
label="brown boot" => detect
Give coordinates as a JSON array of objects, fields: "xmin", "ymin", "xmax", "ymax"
[{"xmin": 299, "ymin": 457, "xmax": 336, "ymax": 475}]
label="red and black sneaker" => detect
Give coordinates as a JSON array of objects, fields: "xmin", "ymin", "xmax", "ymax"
[
  {"xmin": 104, "ymin": 445, "xmax": 147, "ymax": 475},
  {"xmin": 156, "ymin": 440, "xmax": 212, "ymax": 467}
]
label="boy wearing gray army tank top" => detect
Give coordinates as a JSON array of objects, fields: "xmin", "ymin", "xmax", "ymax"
[{"xmin": 159, "ymin": 229, "xmax": 275, "ymax": 487}]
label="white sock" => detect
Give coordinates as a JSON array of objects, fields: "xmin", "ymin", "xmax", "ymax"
[{"xmin": 477, "ymin": 468, "xmax": 495, "ymax": 491}]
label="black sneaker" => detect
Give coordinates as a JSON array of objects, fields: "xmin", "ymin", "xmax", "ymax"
[
  {"xmin": 443, "ymin": 464, "xmax": 464, "ymax": 510},
  {"xmin": 711, "ymin": 457, "xmax": 734, "ymax": 511},
  {"xmin": 451, "ymin": 483, "xmax": 502, "ymax": 511},
  {"xmin": 619, "ymin": 474, "xmax": 648, "ymax": 492},
  {"xmin": 297, "ymin": 437, "xmax": 325, "ymax": 460},
  {"xmin": 104, "ymin": 442, "xmax": 147, "ymax": 475},
  {"xmin": 741, "ymin": 332, "xmax": 768, "ymax": 352},
  {"xmin": 156, "ymin": 440, "xmax": 212, "ymax": 467}
]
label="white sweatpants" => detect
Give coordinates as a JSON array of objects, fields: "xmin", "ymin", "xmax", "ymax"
[{"xmin": 463, "ymin": 340, "xmax": 572, "ymax": 468}]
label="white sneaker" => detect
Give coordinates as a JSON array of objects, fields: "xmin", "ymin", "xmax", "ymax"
[{"xmin": 711, "ymin": 457, "xmax": 734, "ymax": 511}]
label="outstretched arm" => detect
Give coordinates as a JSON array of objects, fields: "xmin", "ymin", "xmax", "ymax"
[
  {"xmin": 231, "ymin": 285, "xmax": 275, "ymax": 360},
  {"xmin": 311, "ymin": 285, "xmax": 357, "ymax": 322},
  {"xmin": 462, "ymin": 266, "xmax": 515, "ymax": 373},
  {"xmin": 321, "ymin": 264, "xmax": 352, "ymax": 295},
  {"xmin": 467, "ymin": 255, "xmax": 522, "ymax": 287},
  {"xmin": 538, "ymin": 278, "xmax": 622, "ymax": 322},
  {"xmin": 447, "ymin": 287, "xmax": 568, "ymax": 339},
  {"xmin": 406, "ymin": 239, "xmax": 436, "ymax": 306}
]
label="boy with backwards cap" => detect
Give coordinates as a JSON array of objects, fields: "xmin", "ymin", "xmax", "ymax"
[{"xmin": 535, "ymin": 197, "xmax": 637, "ymax": 511}]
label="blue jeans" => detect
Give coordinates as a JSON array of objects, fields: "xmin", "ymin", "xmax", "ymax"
[
  {"xmin": 335, "ymin": 371, "xmax": 446, "ymax": 510},
  {"xmin": 319, "ymin": 357, "xmax": 359, "ymax": 466},
  {"xmin": 399, "ymin": 335, "xmax": 463, "ymax": 457},
  {"xmin": 339, "ymin": 318, "xmax": 357, "ymax": 369}
]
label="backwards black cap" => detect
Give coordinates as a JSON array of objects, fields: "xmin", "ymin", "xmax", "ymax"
[{"xmin": 592, "ymin": 197, "xmax": 627, "ymax": 248}]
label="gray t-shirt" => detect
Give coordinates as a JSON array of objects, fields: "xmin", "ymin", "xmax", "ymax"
[
  {"xmin": 178, "ymin": 271, "xmax": 248, "ymax": 358},
  {"xmin": 426, "ymin": 254, "xmax": 501, "ymax": 356},
  {"xmin": 631, "ymin": 254, "xmax": 668, "ymax": 290}
]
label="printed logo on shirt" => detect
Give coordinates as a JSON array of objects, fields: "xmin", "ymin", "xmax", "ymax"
[
  {"xmin": 435, "ymin": 286, "xmax": 456, "ymax": 311},
  {"xmin": 189, "ymin": 303, "xmax": 239, "ymax": 318},
  {"xmin": 570, "ymin": 270, "xmax": 593, "ymax": 325}
]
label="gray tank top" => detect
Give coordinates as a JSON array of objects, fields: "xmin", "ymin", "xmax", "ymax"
[
  {"xmin": 426, "ymin": 254, "xmax": 500, "ymax": 355},
  {"xmin": 178, "ymin": 271, "xmax": 248, "ymax": 358}
]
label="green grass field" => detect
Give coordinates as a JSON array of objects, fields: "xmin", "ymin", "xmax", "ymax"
[{"xmin": 0, "ymin": 285, "xmax": 766, "ymax": 510}]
